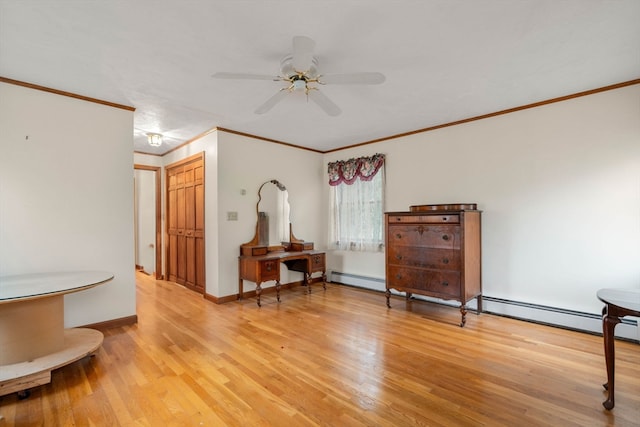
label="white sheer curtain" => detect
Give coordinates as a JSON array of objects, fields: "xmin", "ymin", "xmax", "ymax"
[{"xmin": 328, "ymin": 154, "xmax": 385, "ymax": 252}]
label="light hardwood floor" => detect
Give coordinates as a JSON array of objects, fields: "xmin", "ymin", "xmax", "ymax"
[{"xmin": 1, "ymin": 273, "xmax": 639, "ymax": 426}]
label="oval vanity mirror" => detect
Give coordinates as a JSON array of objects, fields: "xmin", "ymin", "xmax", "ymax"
[{"xmin": 256, "ymin": 180, "xmax": 290, "ymax": 249}]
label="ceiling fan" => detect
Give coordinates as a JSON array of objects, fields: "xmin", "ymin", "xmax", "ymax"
[{"xmin": 212, "ymin": 36, "xmax": 385, "ymax": 116}]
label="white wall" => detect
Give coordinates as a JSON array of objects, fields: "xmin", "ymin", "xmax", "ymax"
[
  {"xmin": 0, "ymin": 82, "xmax": 136, "ymax": 327},
  {"xmin": 324, "ymin": 84, "xmax": 640, "ymax": 316}
]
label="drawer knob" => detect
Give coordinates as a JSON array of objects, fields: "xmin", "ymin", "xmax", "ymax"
[
  {"xmin": 396, "ymin": 274, "xmax": 402, "ymax": 280},
  {"xmin": 442, "ymin": 235, "xmax": 449, "ymax": 241},
  {"xmin": 442, "ymin": 217, "xmax": 448, "ymax": 221},
  {"xmin": 395, "ymin": 254, "xmax": 403, "ymax": 260},
  {"xmin": 443, "ymin": 258, "xmax": 449, "ymax": 264},
  {"xmin": 396, "ymin": 233, "xmax": 402, "ymax": 239},
  {"xmin": 266, "ymin": 263, "xmax": 272, "ymax": 272},
  {"xmin": 442, "ymin": 281, "xmax": 449, "ymax": 286}
]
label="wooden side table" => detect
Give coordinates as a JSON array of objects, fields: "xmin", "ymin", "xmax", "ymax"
[{"xmin": 596, "ymin": 288, "xmax": 640, "ymax": 410}]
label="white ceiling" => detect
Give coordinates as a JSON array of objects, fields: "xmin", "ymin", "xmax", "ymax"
[{"xmin": 1, "ymin": 1, "xmax": 638, "ymax": 155}]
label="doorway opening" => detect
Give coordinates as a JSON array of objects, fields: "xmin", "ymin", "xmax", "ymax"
[{"xmin": 134, "ymin": 164, "xmax": 162, "ymax": 279}]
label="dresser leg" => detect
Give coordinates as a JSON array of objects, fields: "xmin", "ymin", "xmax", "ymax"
[
  {"xmin": 275, "ymin": 281, "xmax": 281, "ymax": 302},
  {"xmin": 385, "ymin": 289, "xmax": 391, "ymax": 308},
  {"xmin": 477, "ymin": 295, "xmax": 483, "ymax": 314}
]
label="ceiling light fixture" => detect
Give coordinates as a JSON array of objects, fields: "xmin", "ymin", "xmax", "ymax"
[{"xmin": 146, "ymin": 133, "xmax": 163, "ymax": 147}]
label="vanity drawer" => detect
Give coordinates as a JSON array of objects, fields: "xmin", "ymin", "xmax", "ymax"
[
  {"xmin": 309, "ymin": 253, "xmax": 326, "ymax": 272},
  {"xmin": 291, "ymin": 242, "xmax": 314, "ymax": 251},
  {"xmin": 241, "ymin": 245, "xmax": 268, "ymax": 256},
  {"xmin": 259, "ymin": 260, "xmax": 279, "ymax": 281}
]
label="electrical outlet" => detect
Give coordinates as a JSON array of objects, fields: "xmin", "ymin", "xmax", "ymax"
[{"xmin": 227, "ymin": 211, "xmax": 238, "ymax": 221}]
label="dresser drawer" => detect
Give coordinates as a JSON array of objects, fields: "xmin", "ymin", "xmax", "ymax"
[
  {"xmin": 387, "ymin": 266, "xmax": 461, "ymax": 298},
  {"xmin": 387, "ymin": 214, "xmax": 459, "ymax": 224},
  {"xmin": 387, "ymin": 225, "xmax": 460, "ymax": 249},
  {"xmin": 387, "ymin": 246, "xmax": 461, "ymax": 270}
]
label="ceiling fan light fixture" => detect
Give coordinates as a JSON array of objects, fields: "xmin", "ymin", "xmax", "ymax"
[
  {"xmin": 213, "ymin": 36, "xmax": 385, "ymax": 116},
  {"xmin": 292, "ymin": 79, "xmax": 306, "ymax": 91},
  {"xmin": 146, "ymin": 133, "xmax": 163, "ymax": 147}
]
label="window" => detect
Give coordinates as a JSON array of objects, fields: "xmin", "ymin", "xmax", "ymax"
[{"xmin": 328, "ymin": 153, "xmax": 385, "ymax": 252}]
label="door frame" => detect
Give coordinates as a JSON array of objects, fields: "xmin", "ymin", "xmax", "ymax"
[{"xmin": 134, "ymin": 164, "xmax": 162, "ymax": 280}]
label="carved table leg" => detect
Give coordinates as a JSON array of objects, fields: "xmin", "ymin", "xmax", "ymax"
[
  {"xmin": 275, "ymin": 281, "xmax": 281, "ymax": 303},
  {"xmin": 256, "ymin": 283, "xmax": 262, "ymax": 307},
  {"xmin": 322, "ymin": 271, "xmax": 327, "ymax": 290},
  {"xmin": 602, "ymin": 305, "xmax": 620, "ymax": 410},
  {"xmin": 385, "ymin": 289, "xmax": 391, "ymax": 308},
  {"xmin": 306, "ymin": 273, "xmax": 311, "ymax": 294},
  {"xmin": 460, "ymin": 305, "xmax": 468, "ymax": 327}
]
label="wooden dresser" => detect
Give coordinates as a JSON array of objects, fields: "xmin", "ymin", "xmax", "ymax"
[{"xmin": 385, "ymin": 203, "xmax": 482, "ymax": 326}]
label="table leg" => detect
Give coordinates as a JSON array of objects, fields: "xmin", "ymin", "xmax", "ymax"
[
  {"xmin": 256, "ymin": 283, "xmax": 262, "ymax": 307},
  {"xmin": 275, "ymin": 280, "xmax": 281, "ymax": 302},
  {"xmin": 602, "ymin": 304, "xmax": 620, "ymax": 410}
]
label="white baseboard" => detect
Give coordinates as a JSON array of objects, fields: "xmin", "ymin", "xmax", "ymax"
[{"xmin": 329, "ymin": 271, "xmax": 639, "ymax": 342}]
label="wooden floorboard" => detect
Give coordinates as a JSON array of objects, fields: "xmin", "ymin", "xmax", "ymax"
[{"xmin": 1, "ymin": 273, "xmax": 638, "ymax": 426}]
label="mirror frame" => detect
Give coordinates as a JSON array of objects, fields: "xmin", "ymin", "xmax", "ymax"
[{"xmin": 241, "ymin": 179, "xmax": 304, "ymax": 254}]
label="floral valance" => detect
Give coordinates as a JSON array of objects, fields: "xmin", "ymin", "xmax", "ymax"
[{"xmin": 327, "ymin": 153, "xmax": 385, "ymax": 186}]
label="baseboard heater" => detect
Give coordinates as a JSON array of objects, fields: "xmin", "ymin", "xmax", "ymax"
[{"xmin": 329, "ymin": 271, "xmax": 639, "ymax": 342}]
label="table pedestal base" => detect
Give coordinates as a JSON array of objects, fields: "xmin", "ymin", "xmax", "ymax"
[{"xmin": 0, "ymin": 328, "xmax": 103, "ymax": 397}]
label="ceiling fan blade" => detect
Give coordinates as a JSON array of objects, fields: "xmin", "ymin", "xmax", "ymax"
[
  {"xmin": 307, "ymin": 89, "xmax": 341, "ymax": 116},
  {"xmin": 318, "ymin": 72, "xmax": 386, "ymax": 85},
  {"xmin": 292, "ymin": 36, "xmax": 315, "ymax": 72},
  {"xmin": 255, "ymin": 89, "xmax": 289, "ymax": 114},
  {"xmin": 213, "ymin": 72, "xmax": 280, "ymax": 81}
]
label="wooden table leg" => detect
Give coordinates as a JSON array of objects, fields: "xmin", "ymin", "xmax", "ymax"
[
  {"xmin": 256, "ymin": 283, "xmax": 262, "ymax": 307},
  {"xmin": 602, "ymin": 304, "xmax": 620, "ymax": 410}
]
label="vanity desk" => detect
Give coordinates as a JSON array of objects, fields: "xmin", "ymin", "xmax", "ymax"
[{"xmin": 238, "ymin": 180, "xmax": 326, "ymax": 306}]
